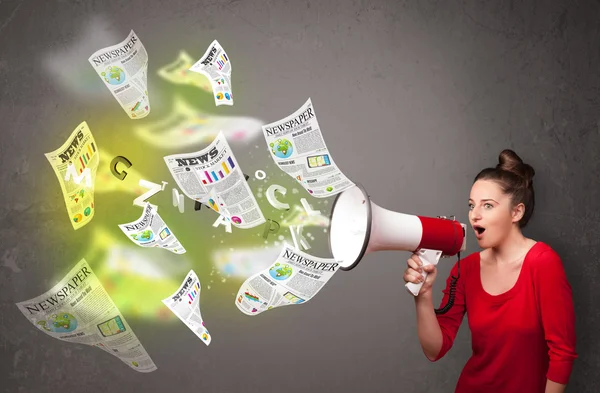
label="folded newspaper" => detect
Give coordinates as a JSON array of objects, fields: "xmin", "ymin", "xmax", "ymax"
[
  {"xmin": 88, "ymin": 30, "xmax": 150, "ymax": 119},
  {"xmin": 45, "ymin": 121, "xmax": 99, "ymax": 230},
  {"xmin": 235, "ymin": 245, "xmax": 339, "ymax": 315},
  {"xmin": 189, "ymin": 40, "xmax": 233, "ymax": 106},
  {"xmin": 163, "ymin": 131, "xmax": 266, "ymax": 229},
  {"xmin": 162, "ymin": 270, "xmax": 211, "ymax": 345},
  {"xmin": 262, "ymin": 98, "xmax": 355, "ymax": 198},
  {"xmin": 15, "ymin": 258, "xmax": 157, "ymax": 373},
  {"xmin": 118, "ymin": 203, "xmax": 186, "ymax": 254}
]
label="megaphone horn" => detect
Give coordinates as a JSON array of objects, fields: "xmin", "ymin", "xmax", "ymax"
[{"xmin": 328, "ymin": 183, "xmax": 467, "ymax": 296}]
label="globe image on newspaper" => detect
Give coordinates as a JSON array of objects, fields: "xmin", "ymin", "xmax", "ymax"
[
  {"xmin": 101, "ymin": 66, "xmax": 126, "ymax": 85},
  {"xmin": 130, "ymin": 230, "xmax": 154, "ymax": 243},
  {"xmin": 270, "ymin": 139, "xmax": 293, "ymax": 159},
  {"xmin": 36, "ymin": 312, "xmax": 78, "ymax": 333},
  {"xmin": 269, "ymin": 262, "xmax": 293, "ymax": 281}
]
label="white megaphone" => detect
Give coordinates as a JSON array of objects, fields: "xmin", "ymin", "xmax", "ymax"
[{"xmin": 328, "ymin": 183, "xmax": 467, "ymax": 296}]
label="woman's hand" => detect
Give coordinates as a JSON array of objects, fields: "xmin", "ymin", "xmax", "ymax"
[{"xmin": 403, "ymin": 253, "xmax": 438, "ymax": 297}]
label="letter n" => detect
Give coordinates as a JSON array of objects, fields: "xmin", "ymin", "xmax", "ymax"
[
  {"xmin": 133, "ymin": 179, "xmax": 167, "ymax": 211},
  {"xmin": 172, "ymin": 188, "xmax": 185, "ymax": 213}
]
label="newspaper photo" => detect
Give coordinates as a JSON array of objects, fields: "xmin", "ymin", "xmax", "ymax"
[
  {"xmin": 235, "ymin": 245, "xmax": 339, "ymax": 316},
  {"xmin": 163, "ymin": 131, "xmax": 266, "ymax": 229},
  {"xmin": 262, "ymin": 98, "xmax": 355, "ymax": 198},
  {"xmin": 189, "ymin": 40, "xmax": 233, "ymax": 106},
  {"xmin": 118, "ymin": 203, "xmax": 186, "ymax": 254},
  {"xmin": 45, "ymin": 121, "xmax": 99, "ymax": 230},
  {"xmin": 88, "ymin": 30, "xmax": 150, "ymax": 119},
  {"xmin": 157, "ymin": 50, "xmax": 213, "ymax": 93},
  {"xmin": 162, "ymin": 270, "xmax": 211, "ymax": 345},
  {"xmin": 15, "ymin": 258, "xmax": 157, "ymax": 373}
]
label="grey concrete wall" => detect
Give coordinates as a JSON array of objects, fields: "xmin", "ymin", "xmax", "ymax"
[{"xmin": 1, "ymin": 0, "xmax": 598, "ymax": 392}]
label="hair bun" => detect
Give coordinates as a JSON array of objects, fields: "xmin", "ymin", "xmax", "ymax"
[{"xmin": 496, "ymin": 149, "xmax": 535, "ymax": 186}]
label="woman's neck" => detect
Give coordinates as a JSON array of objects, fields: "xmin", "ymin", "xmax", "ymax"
[{"xmin": 489, "ymin": 227, "xmax": 532, "ymax": 265}]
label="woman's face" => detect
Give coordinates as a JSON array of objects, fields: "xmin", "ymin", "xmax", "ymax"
[{"xmin": 468, "ymin": 179, "xmax": 520, "ymax": 249}]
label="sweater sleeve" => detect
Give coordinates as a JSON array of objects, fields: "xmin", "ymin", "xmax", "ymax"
[
  {"xmin": 431, "ymin": 260, "xmax": 467, "ymax": 361},
  {"xmin": 534, "ymin": 248, "xmax": 578, "ymax": 384}
]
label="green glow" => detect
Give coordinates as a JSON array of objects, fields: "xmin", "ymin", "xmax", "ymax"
[{"xmin": 38, "ymin": 48, "xmax": 334, "ymax": 322}]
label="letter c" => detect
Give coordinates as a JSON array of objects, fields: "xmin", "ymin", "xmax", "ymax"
[
  {"xmin": 266, "ymin": 184, "xmax": 290, "ymax": 210},
  {"xmin": 110, "ymin": 156, "xmax": 132, "ymax": 180}
]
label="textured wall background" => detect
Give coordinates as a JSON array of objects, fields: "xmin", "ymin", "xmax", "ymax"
[{"xmin": 1, "ymin": 0, "xmax": 599, "ymax": 392}]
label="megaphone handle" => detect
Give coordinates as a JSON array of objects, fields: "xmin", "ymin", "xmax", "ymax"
[{"xmin": 405, "ymin": 249, "xmax": 443, "ymax": 296}]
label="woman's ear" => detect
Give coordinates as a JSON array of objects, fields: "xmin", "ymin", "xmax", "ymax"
[{"xmin": 511, "ymin": 203, "xmax": 525, "ymax": 223}]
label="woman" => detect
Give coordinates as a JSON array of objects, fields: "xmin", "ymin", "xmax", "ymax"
[{"xmin": 403, "ymin": 149, "xmax": 577, "ymax": 393}]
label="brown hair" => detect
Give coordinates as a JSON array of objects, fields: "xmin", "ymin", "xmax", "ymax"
[{"xmin": 474, "ymin": 149, "xmax": 536, "ymax": 228}]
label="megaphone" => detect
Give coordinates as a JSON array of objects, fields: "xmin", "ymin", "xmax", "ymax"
[{"xmin": 328, "ymin": 183, "xmax": 467, "ymax": 297}]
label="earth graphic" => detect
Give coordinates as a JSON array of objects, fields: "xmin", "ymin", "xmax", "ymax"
[
  {"xmin": 131, "ymin": 230, "xmax": 153, "ymax": 242},
  {"xmin": 269, "ymin": 139, "xmax": 293, "ymax": 159},
  {"xmin": 101, "ymin": 66, "xmax": 126, "ymax": 85},
  {"xmin": 37, "ymin": 312, "xmax": 78, "ymax": 333},
  {"xmin": 269, "ymin": 263, "xmax": 293, "ymax": 280}
]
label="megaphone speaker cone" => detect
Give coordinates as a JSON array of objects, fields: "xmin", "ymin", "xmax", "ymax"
[
  {"xmin": 328, "ymin": 183, "xmax": 371, "ymax": 271},
  {"xmin": 328, "ymin": 183, "xmax": 465, "ymax": 271}
]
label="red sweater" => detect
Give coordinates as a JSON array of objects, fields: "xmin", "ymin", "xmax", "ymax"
[{"xmin": 432, "ymin": 242, "xmax": 577, "ymax": 392}]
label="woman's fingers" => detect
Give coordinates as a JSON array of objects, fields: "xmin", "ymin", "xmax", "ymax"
[
  {"xmin": 407, "ymin": 255, "xmax": 423, "ymax": 272},
  {"xmin": 404, "ymin": 267, "xmax": 424, "ymax": 284},
  {"xmin": 410, "ymin": 254, "xmax": 423, "ymax": 266}
]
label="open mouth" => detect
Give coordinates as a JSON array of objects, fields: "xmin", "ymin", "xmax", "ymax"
[{"xmin": 473, "ymin": 225, "xmax": 486, "ymax": 236}]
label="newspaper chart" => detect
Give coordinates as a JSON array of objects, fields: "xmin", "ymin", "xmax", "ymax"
[
  {"xmin": 162, "ymin": 270, "xmax": 211, "ymax": 345},
  {"xmin": 88, "ymin": 30, "xmax": 150, "ymax": 119},
  {"xmin": 45, "ymin": 121, "xmax": 99, "ymax": 230},
  {"xmin": 164, "ymin": 131, "xmax": 266, "ymax": 229},
  {"xmin": 262, "ymin": 98, "xmax": 355, "ymax": 198},
  {"xmin": 119, "ymin": 203, "xmax": 186, "ymax": 254},
  {"xmin": 189, "ymin": 40, "xmax": 233, "ymax": 106},
  {"xmin": 235, "ymin": 245, "xmax": 340, "ymax": 316},
  {"xmin": 16, "ymin": 258, "xmax": 157, "ymax": 373}
]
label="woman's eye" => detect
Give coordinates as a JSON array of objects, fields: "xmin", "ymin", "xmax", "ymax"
[{"xmin": 485, "ymin": 203, "xmax": 493, "ymax": 208}]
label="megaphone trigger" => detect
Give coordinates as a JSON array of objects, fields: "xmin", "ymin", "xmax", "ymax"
[{"xmin": 405, "ymin": 248, "xmax": 443, "ymax": 296}]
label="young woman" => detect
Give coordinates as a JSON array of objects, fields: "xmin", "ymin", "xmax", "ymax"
[{"xmin": 403, "ymin": 149, "xmax": 577, "ymax": 393}]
